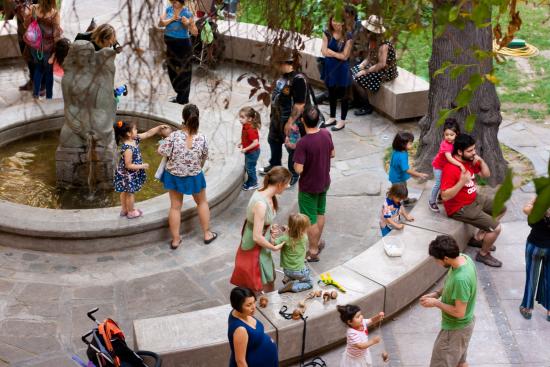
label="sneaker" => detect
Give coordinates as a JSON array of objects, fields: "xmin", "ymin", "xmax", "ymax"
[
  {"xmin": 242, "ymin": 183, "xmax": 259, "ymax": 191},
  {"xmin": 259, "ymin": 165, "xmax": 272, "ymax": 176},
  {"xmin": 429, "ymin": 202, "xmax": 440, "ymax": 213},
  {"xmin": 354, "ymin": 107, "xmax": 373, "ymax": 116},
  {"xmin": 289, "ymin": 176, "xmax": 299, "ymax": 186},
  {"xmin": 468, "ymin": 237, "xmax": 496, "ymax": 251},
  {"xmin": 278, "ymin": 281, "xmax": 294, "ymax": 294},
  {"xmin": 519, "ymin": 306, "xmax": 532, "ymax": 320},
  {"xmin": 282, "ymin": 276, "xmax": 291, "ymax": 285},
  {"xmin": 475, "ymin": 251, "xmax": 502, "ymax": 267}
]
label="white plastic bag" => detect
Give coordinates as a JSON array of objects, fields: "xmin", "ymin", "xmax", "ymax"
[
  {"xmin": 154, "ymin": 157, "xmax": 167, "ymax": 180},
  {"xmin": 383, "ymin": 236, "xmax": 403, "ymax": 257}
]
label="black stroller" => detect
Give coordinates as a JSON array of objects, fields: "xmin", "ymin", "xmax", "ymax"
[{"xmin": 72, "ymin": 308, "xmax": 162, "ymax": 367}]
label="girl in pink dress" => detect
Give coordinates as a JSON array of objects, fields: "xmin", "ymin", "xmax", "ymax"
[{"xmin": 337, "ymin": 304, "xmax": 384, "ymax": 367}]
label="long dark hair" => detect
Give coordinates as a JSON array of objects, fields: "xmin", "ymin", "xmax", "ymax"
[
  {"xmin": 182, "ymin": 104, "xmax": 200, "ymax": 135},
  {"xmin": 259, "ymin": 167, "xmax": 291, "ymax": 212},
  {"xmin": 113, "ymin": 120, "xmax": 134, "ymax": 145}
]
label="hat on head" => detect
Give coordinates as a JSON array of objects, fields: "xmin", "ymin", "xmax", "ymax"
[{"xmin": 361, "ymin": 15, "xmax": 386, "ymax": 34}]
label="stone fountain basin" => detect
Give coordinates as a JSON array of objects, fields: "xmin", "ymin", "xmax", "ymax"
[{"xmin": 0, "ymin": 100, "xmax": 243, "ymax": 253}]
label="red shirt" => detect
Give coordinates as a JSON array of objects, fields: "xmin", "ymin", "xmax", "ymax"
[
  {"xmin": 441, "ymin": 158, "xmax": 481, "ymax": 216},
  {"xmin": 432, "ymin": 140, "xmax": 454, "ymax": 170},
  {"xmin": 241, "ymin": 123, "xmax": 259, "ymax": 153}
]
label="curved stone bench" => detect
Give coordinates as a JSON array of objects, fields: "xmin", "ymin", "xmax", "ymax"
[
  {"xmin": 0, "ymin": 99, "xmax": 243, "ymax": 253},
  {"xmin": 134, "ymin": 188, "xmax": 475, "ymax": 366},
  {"xmin": 215, "ymin": 20, "xmax": 428, "ymax": 120}
]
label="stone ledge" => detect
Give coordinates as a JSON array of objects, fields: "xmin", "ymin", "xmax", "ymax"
[
  {"xmin": 215, "ymin": 21, "xmax": 428, "ymax": 120},
  {"xmin": 0, "ymin": 99, "xmax": 243, "ymax": 253},
  {"xmin": 133, "ymin": 186, "xmax": 475, "ymax": 365},
  {"xmin": 0, "ymin": 20, "xmax": 21, "ymax": 59}
]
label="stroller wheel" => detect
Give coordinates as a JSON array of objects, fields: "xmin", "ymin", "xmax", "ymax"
[{"xmin": 137, "ymin": 350, "xmax": 162, "ymax": 367}]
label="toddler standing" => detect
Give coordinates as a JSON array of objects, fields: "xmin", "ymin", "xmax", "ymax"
[
  {"xmin": 276, "ymin": 213, "xmax": 313, "ymax": 294},
  {"xmin": 337, "ymin": 304, "xmax": 384, "ymax": 367},
  {"xmin": 237, "ymin": 107, "xmax": 261, "ymax": 191},
  {"xmin": 388, "ymin": 131, "xmax": 428, "ymax": 204},
  {"xmin": 380, "ymin": 183, "xmax": 414, "ymax": 237},
  {"xmin": 113, "ymin": 120, "xmax": 167, "ymax": 218},
  {"xmin": 429, "ymin": 118, "xmax": 464, "ymax": 212}
]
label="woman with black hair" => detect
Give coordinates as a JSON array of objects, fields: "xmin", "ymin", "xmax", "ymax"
[
  {"xmin": 228, "ymin": 287, "xmax": 278, "ymax": 367},
  {"xmin": 157, "ymin": 104, "xmax": 217, "ymax": 249},
  {"xmin": 159, "ymin": 0, "xmax": 198, "ymax": 105}
]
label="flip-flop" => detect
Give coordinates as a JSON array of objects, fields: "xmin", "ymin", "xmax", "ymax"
[
  {"xmin": 204, "ymin": 231, "xmax": 218, "ymax": 245},
  {"xmin": 170, "ymin": 239, "xmax": 182, "ymax": 250}
]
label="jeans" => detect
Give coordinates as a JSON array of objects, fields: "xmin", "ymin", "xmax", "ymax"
[
  {"xmin": 267, "ymin": 138, "xmax": 298, "ymax": 179},
  {"xmin": 521, "ymin": 241, "xmax": 550, "ymax": 310},
  {"xmin": 164, "ymin": 36, "xmax": 193, "ymax": 104},
  {"xmin": 244, "ymin": 149, "xmax": 260, "ymax": 187},
  {"xmin": 31, "ymin": 51, "xmax": 53, "ymax": 98},
  {"xmin": 284, "ymin": 266, "xmax": 313, "ymax": 293},
  {"xmin": 430, "ymin": 168, "xmax": 443, "ymax": 204}
]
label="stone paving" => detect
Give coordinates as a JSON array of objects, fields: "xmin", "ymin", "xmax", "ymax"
[{"xmin": 1, "ymin": 1, "xmax": 550, "ymax": 366}]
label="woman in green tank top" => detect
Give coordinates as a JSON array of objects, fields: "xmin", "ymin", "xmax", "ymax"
[{"xmin": 231, "ymin": 167, "xmax": 292, "ymax": 293}]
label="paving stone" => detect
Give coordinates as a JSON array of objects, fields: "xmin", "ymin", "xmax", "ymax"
[
  {"xmin": 329, "ymin": 172, "xmax": 383, "ymax": 197},
  {"xmin": 72, "ymin": 285, "xmax": 115, "ymax": 300},
  {"xmin": 0, "ymin": 279, "xmax": 14, "ymax": 294},
  {"xmin": 21, "ymin": 253, "xmax": 40, "ymax": 261}
]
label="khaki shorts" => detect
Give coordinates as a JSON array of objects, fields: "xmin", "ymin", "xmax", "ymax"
[
  {"xmin": 451, "ymin": 193, "xmax": 504, "ymax": 232},
  {"xmin": 430, "ymin": 319, "xmax": 475, "ymax": 367}
]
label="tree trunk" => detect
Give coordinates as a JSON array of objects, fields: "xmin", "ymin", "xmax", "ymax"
[{"xmin": 416, "ymin": 0, "xmax": 507, "ymax": 186}]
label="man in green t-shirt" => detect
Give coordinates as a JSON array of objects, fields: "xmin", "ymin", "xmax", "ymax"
[{"xmin": 420, "ymin": 235, "xmax": 478, "ymax": 367}]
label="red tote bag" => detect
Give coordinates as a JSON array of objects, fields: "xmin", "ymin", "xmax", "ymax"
[{"xmin": 230, "ymin": 221, "xmax": 269, "ymax": 293}]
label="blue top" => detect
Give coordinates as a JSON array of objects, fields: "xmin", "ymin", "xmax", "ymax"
[
  {"xmin": 389, "ymin": 150, "xmax": 410, "ymax": 184},
  {"xmin": 228, "ymin": 312, "xmax": 278, "ymax": 367},
  {"xmin": 164, "ymin": 6, "xmax": 193, "ymax": 39},
  {"xmin": 323, "ymin": 31, "xmax": 352, "ymax": 87}
]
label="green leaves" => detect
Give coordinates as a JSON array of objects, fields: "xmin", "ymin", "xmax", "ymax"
[
  {"xmin": 456, "ymin": 89, "xmax": 473, "ymax": 108},
  {"xmin": 433, "ymin": 61, "xmax": 452, "ymax": 78},
  {"xmin": 436, "ymin": 108, "xmax": 453, "ymax": 126},
  {"xmin": 493, "ymin": 168, "xmax": 513, "ymax": 218},
  {"xmin": 200, "ymin": 21, "xmax": 214, "ymax": 45},
  {"xmin": 529, "ymin": 175, "xmax": 550, "ymax": 224},
  {"xmin": 464, "ymin": 114, "xmax": 477, "ymax": 132},
  {"xmin": 450, "ymin": 65, "xmax": 467, "ymax": 79}
]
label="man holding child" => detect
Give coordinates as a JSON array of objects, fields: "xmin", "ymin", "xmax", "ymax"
[{"xmin": 440, "ymin": 134, "xmax": 505, "ymax": 267}]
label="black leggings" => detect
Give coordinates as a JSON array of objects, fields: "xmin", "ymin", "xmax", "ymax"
[
  {"xmin": 164, "ymin": 36, "xmax": 193, "ymax": 104},
  {"xmin": 328, "ymin": 86, "xmax": 349, "ymax": 120}
]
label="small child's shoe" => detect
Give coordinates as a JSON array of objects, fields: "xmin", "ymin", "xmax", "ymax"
[
  {"xmin": 119, "ymin": 210, "xmax": 128, "ymax": 217},
  {"xmin": 429, "ymin": 202, "xmax": 440, "ymax": 213},
  {"xmin": 127, "ymin": 209, "xmax": 143, "ymax": 219}
]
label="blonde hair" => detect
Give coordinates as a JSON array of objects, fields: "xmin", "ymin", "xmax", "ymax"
[
  {"xmin": 239, "ymin": 106, "xmax": 261, "ymax": 129},
  {"xmin": 259, "ymin": 167, "xmax": 291, "ymax": 212},
  {"xmin": 287, "ymin": 213, "xmax": 310, "ymax": 248},
  {"xmin": 91, "ymin": 24, "xmax": 117, "ymax": 49}
]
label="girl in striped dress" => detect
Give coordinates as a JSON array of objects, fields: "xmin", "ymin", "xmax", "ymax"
[{"xmin": 337, "ymin": 304, "xmax": 384, "ymax": 367}]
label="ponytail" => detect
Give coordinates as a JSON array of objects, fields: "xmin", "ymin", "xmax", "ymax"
[
  {"xmin": 259, "ymin": 167, "xmax": 291, "ymax": 211},
  {"xmin": 239, "ymin": 106, "xmax": 261, "ymax": 129},
  {"xmin": 182, "ymin": 104, "xmax": 200, "ymax": 135},
  {"xmin": 113, "ymin": 120, "xmax": 134, "ymax": 145}
]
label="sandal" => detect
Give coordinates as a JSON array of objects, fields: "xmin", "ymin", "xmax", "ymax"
[
  {"xmin": 318, "ymin": 240, "xmax": 326, "ymax": 255},
  {"xmin": 170, "ymin": 239, "xmax": 182, "ymax": 250},
  {"xmin": 126, "ymin": 209, "xmax": 143, "ymax": 219},
  {"xmin": 204, "ymin": 231, "xmax": 218, "ymax": 245},
  {"xmin": 119, "ymin": 210, "xmax": 128, "ymax": 217},
  {"xmin": 519, "ymin": 306, "xmax": 532, "ymax": 320}
]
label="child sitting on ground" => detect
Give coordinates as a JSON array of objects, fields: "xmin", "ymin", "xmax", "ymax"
[
  {"xmin": 275, "ymin": 213, "xmax": 313, "ymax": 294},
  {"xmin": 380, "ymin": 183, "xmax": 414, "ymax": 237},
  {"xmin": 337, "ymin": 304, "xmax": 384, "ymax": 367}
]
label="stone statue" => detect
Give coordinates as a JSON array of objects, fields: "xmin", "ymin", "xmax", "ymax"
[
  {"xmin": 56, "ymin": 40, "xmax": 117, "ymax": 190},
  {"xmin": 59, "ymin": 40, "xmax": 116, "ymax": 149}
]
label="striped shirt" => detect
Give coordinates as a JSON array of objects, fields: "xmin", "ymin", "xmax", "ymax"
[{"xmin": 345, "ymin": 319, "xmax": 372, "ymax": 358}]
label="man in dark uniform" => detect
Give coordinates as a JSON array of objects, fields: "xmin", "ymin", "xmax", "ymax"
[{"xmin": 260, "ymin": 53, "xmax": 309, "ymax": 186}]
